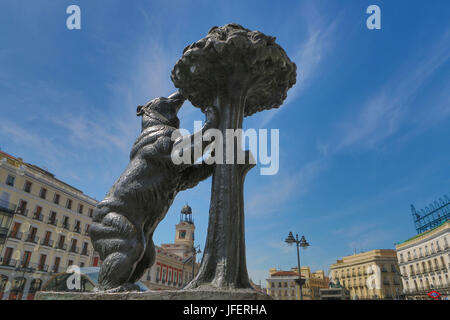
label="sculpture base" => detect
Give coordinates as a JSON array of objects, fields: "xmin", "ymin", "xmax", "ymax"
[{"xmin": 35, "ymin": 289, "xmax": 272, "ymax": 300}]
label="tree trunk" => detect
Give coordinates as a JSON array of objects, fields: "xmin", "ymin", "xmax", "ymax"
[{"xmin": 185, "ymin": 86, "xmax": 254, "ymax": 290}]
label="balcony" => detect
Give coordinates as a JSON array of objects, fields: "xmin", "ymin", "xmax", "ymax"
[
  {"xmin": 37, "ymin": 264, "xmax": 49, "ymax": 272},
  {"xmin": 8, "ymin": 231, "xmax": 23, "ymax": 240},
  {"xmin": 0, "ymin": 199, "xmax": 17, "ymax": 213},
  {"xmin": 73, "ymin": 226, "xmax": 81, "ymax": 234},
  {"xmin": 25, "ymin": 234, "xmax": 39, "ymax": 244},
  {"xmin": 32, "ymin": 212, "xmax": 44, "ymax": 222},
  {"xmin": 51, "ymin": 266, "xmax": 60, "ymax": 273},
  {"xmin": 81, "ymin": 249, "xmax": 90, "ymax": 256},
  {"xmin": 0, "ymin": 227, "xmax": 8, "ymax": 240},
  {"xmin": 48, "ymin": 218, "xmax": 58, "ymax": 226},
  {"xmin": 55, "ymin": 243, "xmax": 67, "ymax": 251},
  {"xmin": 15, "ymin": 207, "xmax": 28, "ymax": 217},
  {"xmin": 84, "ymin": 230, "xmax": 90, "ymax": 236},
  {"xmin": 40, "ymin": 239, "xmax": 54, "ymax": 248},
  {"xmin": 69, "ymin": 246, "xmax": 79, "ymax": 254},
  {"xmin": 20, "ymin": 262, "xmax": 37, "ymax": 270},
  {"xmin": 61, "ymin": 222, "xmax": 70, "ymax": 230},
  {"xmin": 1, "ymin": 258, "xmax": 17, "ymax": 267}
]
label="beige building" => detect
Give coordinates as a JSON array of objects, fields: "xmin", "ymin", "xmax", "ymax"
[
  {"xmin": 266, "ymin": 266, "xmax": 329, "ymax": 300},
  {"xmin": 396, "ymin": 220, "xmax": 449, "ymax": 300},
  {"xmin": 330, "ymin": 249, "xmax": 402, "ymax": 300},
  {"xmin": 0, "ymin": 151, "xmax": 98, "ymax": 300},
  {"xmin": 139, "ymin": 204, "xmax": 200, "ymax": 290}
]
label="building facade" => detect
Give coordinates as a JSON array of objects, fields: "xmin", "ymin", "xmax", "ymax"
[
  {"xmin": 329, "ymin": 249, "xmax": 402, "ymax": 299},
  {"xmin": 266, "ymin": 267, "xmax": 329, "ymax": 300},
  {"xmin": 0, "ymin": 151, "xmax": 98, "ymax": 300},
  {"xmin": 139, "ymin": 205, "xmax": 200, "ymax": 290},
  {"xmin": 396, "ymin": 221, "xmax": 450, "ymax": 300}
]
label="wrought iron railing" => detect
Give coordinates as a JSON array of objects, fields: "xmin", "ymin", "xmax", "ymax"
[{"xmin": 8, "ymin": 231, "xmax": 23, "ymax": 240}]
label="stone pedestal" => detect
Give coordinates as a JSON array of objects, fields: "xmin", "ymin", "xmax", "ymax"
[{"xmin": 35, "ymin": 289, "xmax": 272, "ymax": 300}]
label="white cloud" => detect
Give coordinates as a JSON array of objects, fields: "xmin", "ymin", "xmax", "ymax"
[
  {"xmin": 335, "ymin": 28, "xmax": 450, "ymax": 151},
  {"xmin": 246, "ymin": 159, "xmax": 327, "ymax": 217},
  {"xmin": 260, "ymin": 5, "xmax": 342, "ymax": 127}
]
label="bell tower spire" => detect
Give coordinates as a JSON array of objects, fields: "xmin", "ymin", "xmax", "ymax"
[{"xmin": 175, "ymin": 204, "xmax": 195, "ymax": 248}]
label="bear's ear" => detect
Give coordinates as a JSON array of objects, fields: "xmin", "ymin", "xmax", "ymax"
[
  {"xmin": 171, "ymin": 117, "xmax": 180, "ymax": 129},
  {"xmin": 136, "ymin": 105, "xmax": 144, "ymax": 116}
]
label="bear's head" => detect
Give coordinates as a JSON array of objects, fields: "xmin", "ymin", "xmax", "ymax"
[{"xmin": 137, "ymin": 92, "xmax": 186, "ymax": 128}]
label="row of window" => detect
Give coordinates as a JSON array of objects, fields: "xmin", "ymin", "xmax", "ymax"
[
  {"xmin": 399, "ymin": 237, "xmax": 449, "ymax": 263},
  {"xmin": 2, "ymin": 247, "xmax": 87, "ymax": 274},
  {"xmin": 403, "ymin": 255, "xmax": 449, "ymax": 275},
  {"xmin": 340, "ymin": 276, "xmax": 401, "ymax": 287},
  {"xmin": 7, "ymin": 221, "xmax": 90, "ymax": 255},
  {"xmin": 405, "ymin": 273, "xmax": 449, "ymax": 291},
  {"xmin": 15, "ymin": 199, "xmax": 90, "ymax": 234},
  {"xmin": 269, "ymin": 281, "xmax": 296, "ymax": 288},
  {"xmin": 334, "ymin": 264, "xmax": 398, "ymax": 278},
  {"xmin": 0, "ymin": 276, "xmax": 42, "ymax": 300},
  {"xmin": 152, "ymin": 265, "xmax": 189, "ymax": 286},
  {"xmin": 5, "ymin": 174, "xmax": 94, "ymax": 216}
]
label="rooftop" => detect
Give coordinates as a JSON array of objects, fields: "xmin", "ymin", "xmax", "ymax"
[
  {"xmin": 0, "ymin": 149, "xmax": 97, "ymax": 202},
  {"xmin": 330, "ymin": 249, "xmax": 397, "ymax": 268},
  {"xmin": 396, "ymin": 220, "xmax": 449, "ymax": 247}
]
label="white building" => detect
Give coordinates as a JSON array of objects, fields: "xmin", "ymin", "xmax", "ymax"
[{"xmin": 396, "ymin": 220, "xmax": 450, "ymax": 300}]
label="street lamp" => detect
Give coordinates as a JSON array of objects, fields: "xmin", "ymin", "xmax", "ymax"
[
  {"xmin": 285, "ymin": 232, "xmax": 310, "ymax": 300},
  {"xmin": 191, "ymin": 245, "xmax": 202, "ymax": 281},
  {"xmin": 181, "ymin": 245, "xmax": 202, "ymax": 288}
]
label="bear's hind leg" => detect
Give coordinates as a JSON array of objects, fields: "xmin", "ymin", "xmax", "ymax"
[
  {"xmin": 128, "ymin": 236, "xmax": 156, "ymax": 285},
  {"xmin": 90, "ymin": 212, "xmax": 145, "ymax": 291}
]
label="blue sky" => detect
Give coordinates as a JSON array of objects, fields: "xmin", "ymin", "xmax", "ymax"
[{"xmin": 0, "ymin": 0, "xmax": 449, "ymax": 286}]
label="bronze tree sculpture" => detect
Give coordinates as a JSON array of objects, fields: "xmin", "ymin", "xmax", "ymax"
[{"xmin": 171, "ymin": 23, "xmax": 297, "ymax": 290}]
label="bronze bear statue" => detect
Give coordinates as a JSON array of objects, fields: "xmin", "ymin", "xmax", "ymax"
[{"xmin": 89, "ymin": 92, "xmax": 218, "ymax": 292}]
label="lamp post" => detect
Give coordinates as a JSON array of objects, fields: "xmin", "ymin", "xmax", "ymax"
[
  {"xmin": 181, "ymin": 245, "xmax": 202, "ymax": 288},
  {"xmin": 285, "ymin": 232, "xmax": 310, "ymax": 300},
  {"xmin": 191, "ymin": 245, "xmax": 201, "ymax": 281}
]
